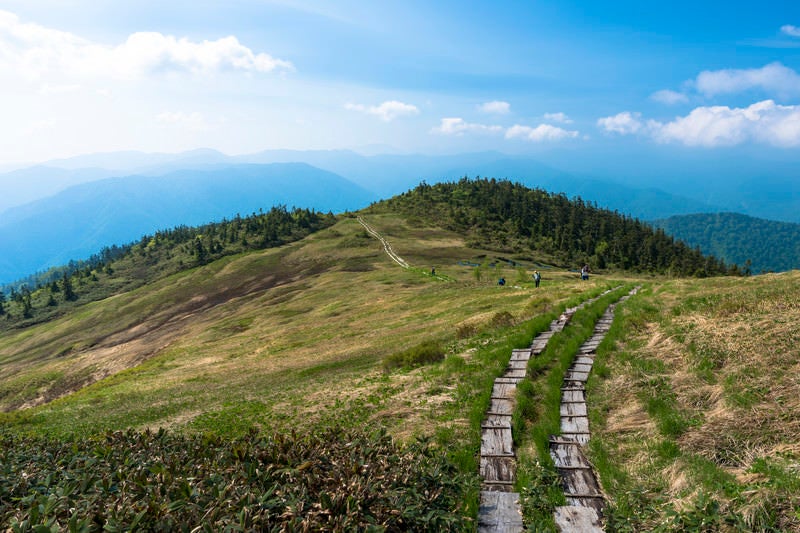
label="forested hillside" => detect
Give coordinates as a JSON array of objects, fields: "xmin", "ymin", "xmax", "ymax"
[
  {"xmin": 0, "ymin": 207, "xmax": 335, "ymax": 329},
  {"xmin": 654, "ymin": 212, "xmax": 800, "ymax": 273},
  {"xmin": 372, "ymin": 178, "xmax": 738, "ymax": 277}
]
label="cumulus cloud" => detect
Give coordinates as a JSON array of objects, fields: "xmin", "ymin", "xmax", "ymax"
[
  {"xmin": 653, "ymin": 100, "xmax": 800, "ymax": 147},
  {"xmin": 430, "ymin": 117, "xmax": 503, "ymax": 135},
  {"xmin": 505, "ymin": 123, "xmax": 579, "ymax": 141},
  {"xmin": 477, "ymin": 100, "xmax": 510, "ymax": 114},
  {"xmin": 597, "ymin": 111, "xmax": 645, "ymax": 134},
  {"xmin": 781, "ymin": 24, "xmax": 800, "ymax": 37},
  {"xmin": 693, "ymin": 62, "xmax": 800, "ymax": 98},
  {"xmin": 0, "ymin": 9, "xmax": 293, "ymax": 81},
  {"xmin": 345, "ymin": 100, "xmax": 420, "ymax": 121},
  {"xmin": 598, "ymin": 101, "xmax": 800, "ymax": 147},
  {"xmin": 650, "ymin": 89, "xmax": 689, "ymax": 105},
  {"xmin": 543, "ymin": 112, "xmax": 573, "ymax": 124}
]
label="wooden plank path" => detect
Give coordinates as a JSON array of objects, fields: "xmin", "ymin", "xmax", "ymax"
[
  {"xmin": 551, "ymin": 287, "xmax": 639, "ymax": 532},
  {"xmin": 478, "ymin": 288, "xmax": 618, "ymax": 532}
]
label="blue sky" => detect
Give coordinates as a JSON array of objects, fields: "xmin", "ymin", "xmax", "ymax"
[{"xmin": 1, "ymin": 0, "xmax": 799, "ymax": 170}]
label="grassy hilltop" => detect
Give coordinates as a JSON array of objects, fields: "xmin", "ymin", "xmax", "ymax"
[{"xmin": 1, "ymin": 179, "xmax": 798, "ymax": 530}]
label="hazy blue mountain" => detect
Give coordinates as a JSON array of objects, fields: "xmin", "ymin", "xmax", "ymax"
[
  {"xmin": 0, "ymin": 166, "xmax": 118, "ymax": 214},
  {"xmin": 654, "ymin": 212, "xmax": 800, "ymax": 273},
  {"xmin": 0, "ymin": 163, "xmax": 375, "ymax": 284}
]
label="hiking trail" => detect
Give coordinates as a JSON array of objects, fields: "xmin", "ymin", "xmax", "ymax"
[
  {"xmin": 357, "ymin": 216, "xmax": 410, "ymax": 269},
  {"xmin": 550, "ymin": 286, "xmax": 639, "ymax": 532},
  {"xmin": 477, "ymin": 287, "xmax": 620, "ymax": 533}
]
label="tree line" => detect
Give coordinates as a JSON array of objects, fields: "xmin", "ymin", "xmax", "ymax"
[
  {"xmin": 0, "ymin": 206, "xmax": 335, "ymax": 328},
  {"xmin": 377, "ymin": 178, "xmax": 740, "ymax": 277}
]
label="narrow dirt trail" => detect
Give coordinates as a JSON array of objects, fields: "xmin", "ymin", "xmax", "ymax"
[
  {"xmin": 550, "ymin": 286, "xmax": 638, "ymax": 532},
  {"xmin": 477, "ymin": 287, "xmax": 619, "ymax": 533},
  {"xmin": 357, "ymin": 216, "xmax": 410, "ymax": 269}
]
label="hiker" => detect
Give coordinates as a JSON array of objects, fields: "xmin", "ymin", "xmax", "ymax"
[
  {"xmin": 498, "ymin": 277, "xmax": 506, "ymax": 286},
  {"xmin": 533, "ymin": 270, "xmax": 541, "ymax": 288},
  {"xmin": 431, "ymin": 266, "xmax": 436, "ymax": 276},
  {"xmin": 581, "ymin": 264, "xmax": 589, "ymax": 281}
]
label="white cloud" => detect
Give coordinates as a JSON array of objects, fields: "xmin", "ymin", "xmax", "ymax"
[
  {"xmin": 477, "ymin": 100, "xmax": 510, "ymax": 114},
  {"xmin": 156, "ymin": 111, "xmax": 209, "ymax": 131},
  {"xmin": 0, "ymin": 9, "xmax": 293, "ymax": 81},
  {"xmin": 38, "ymin": 83, "xmax": 81, "ymax": 95},
  {"xmin": 345, "ymin": 100, "xmax": 420, "ymax": 121},
  {"xmin": 543, "ymin": 112, "xmax": 573, "ymax": 124},
  {"xmin": 431, "ymin": 117, "xmax": 503, "ymax": 135},
  {"xmin": 598, "ymin": 100, "xmax": 800, "ymax": 148},
  {"xmin": 653, "ymin": 100, "xmax": 800, "ymax": 147},
  {"xmin": 505, "ymin": 123, "xmax": 579, "ymax": 141},
  {"xmin": 597, "ymin": 111, "xmax": 644, "ymax": 134},
  {"xmin": 781, "ymin": 24, "xmax": 800, "ymax": 37},
  {"xmin": 693, "ymin": 62, "xmax": 800, "ymax": 98},
  {"xmin": 650, "ymin": 89, "xmax": 689, "ymax": 105}
]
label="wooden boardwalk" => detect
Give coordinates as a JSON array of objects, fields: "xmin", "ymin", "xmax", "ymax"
[
  {"xmin": 551, "ymin": 287, "xmax": 639, "ymax": 532},
  {"xmin": 478, "ymin": 288, "xmax": 617, "ymax": 533}
]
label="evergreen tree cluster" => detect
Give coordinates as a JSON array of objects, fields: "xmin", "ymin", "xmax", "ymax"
[
  {"xmin": 654, "ymin": 212, "xmax": 800, "ymax": 274},
  {"xmin": 0, "ymin": 206, "xmax": 335, "ymax": 329},
  {"xmin": 379, "ymin": 178, "xmax": 738, "ymax": 277}
]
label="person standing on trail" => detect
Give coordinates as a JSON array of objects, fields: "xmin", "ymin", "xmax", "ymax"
[
  {"xmin": 431, "ymin": 266, "xmax": 436, "ymax": 276},
  {"xmin": 533, "ymin": 270, "xmax": 541, "ymax": 288},
  {"xmin": 581, "ymin": 264, "xmax": 589, "ymax": 281}
]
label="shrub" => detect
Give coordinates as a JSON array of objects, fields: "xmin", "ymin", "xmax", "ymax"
[{"xmin": 383, "ymin": 341, "xmax": 445, "ymax": 371}]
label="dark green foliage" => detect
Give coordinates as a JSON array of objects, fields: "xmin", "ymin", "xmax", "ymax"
[
  {"xmin": 0, "ymin": 207, "xmax": 336, "ymax": 331},
  {"xmin": 0, "ymin": 427, "xmax": 470, "ymax": 531},
  {"xmin": 375, "ymin": 178, "xmax": 738, "ymax": 277},
  {"xmin": 383, "ymin": 341, "xmax": 446, "ymax": 371},
  {"xmin": 654, "ymin": 212, "xmax": 800, "ymax": 273}
]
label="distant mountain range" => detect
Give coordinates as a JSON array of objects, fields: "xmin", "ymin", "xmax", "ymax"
[
  {"xmin": 654, "ymin": 213, "xmax": 800, "ymax": 273},
  {"xmin": 0, "ymin": 163, "xmax": 374, "ymax": 284},
  {"xmin": 2, "ymin": 148, "xmax": 799, "ymax": 284}
]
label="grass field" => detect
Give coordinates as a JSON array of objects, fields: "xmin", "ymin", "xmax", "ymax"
[{"xmin": 2, "ymin": 210, "xmax": 798, "ymax": 530}]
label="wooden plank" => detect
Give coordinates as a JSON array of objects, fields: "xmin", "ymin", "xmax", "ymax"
[
  {"xmin": 492, "ymin": 382, "xmax": 516, "ymax": 398},
  {"xmin": 478, "ymin": 491, "xmax": 524, "ymax": 532},
  {"xmin": 481, "ymin": 455, "xmax": 517, "ymax": 482},
  {"xmin": 481, "ymin": 427, "xmax": 514, "ymax": 456},
  {"xmin": 550, "ymin": 444, "xmax": 591, "ymax": 469},
  {"xmin": 483, "ymin": 414, "xmax": 512, "ymax": 428},
  {"xmin": 571, "ymin": 363, "xmax": 593, "ymax": 373},
  {"xmin": 574, "ymin": 356, "xmax": 594, "ymax": 365},
  {"xmin": 565, "ymin": 370, "xmax": 590, "ymax": 382},
  {"xmin": 505, "ymin": 369, "xmax": 527, "ymax": 379},
  {"xmin": 554, "ymin": 506, "xmax": 603, "ymax": 532},
  {"xmin": 510, "ymin": 349, "xmax": 531, "ymax": 361},
  {"xmin": 562, "ymin": 389, "xmax": 585, "ymax": 402},
  {"xmin": 561, "ymin": 416, "xmax": 589, "ymax": 434},
  {"xmin": 560, "ymin": 403, "xmax": 587, "ymax": 417},
  {"xmin": 507, "ymin": 360, "xmax": 528, "ymax": 370},
  {"xmin": 489, "ymin": 398, "xmax": 514, "ymax": 415},
  {"xmin": 558, "ymin": 467, "xmax": 602, "ymax": 498}
]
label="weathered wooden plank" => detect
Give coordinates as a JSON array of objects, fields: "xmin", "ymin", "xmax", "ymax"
[
  {"xmin": 505, "ymin": 368, "xmax": 527, "ymax": 379},
  {"xmin": 562, "ymin": 389, "xmax": 585, "ymax": 402},
  {"xmin": 554, "ymin": 506, "xmax": 603, "ymax": 532},
  {"xmin": 489, "ymin": 398, "xmax": 514, "ymax": 415},
  {"xmin": 558, "ymin": 467, "xmax": 602, "ymax": 498},
  {"xmin": 483, "ymin": 414, "xmax": 512, "ymax": 428},
  {"xmin": 565, "ymin": 370, "xmax": 590, "ymax": 382},
  {"xmin": 478, "ymin": 491, "xmax": 524, "ymax": 532},
  {"xmin": 510, "ymin": 349, "xmax": 531, "ymax": 361},
  {"xmin": 561, "ymin": 416, "xmax": 590, "ymax": 434},
  {"xmin": 507, "ymin": 360, "xmax": 528, "ymax": 370},
  {"xmin": 550, "ymin": 444, "xmax": 591, "ymax": 469},
  {"xmin": 571, "ymin": 363, "xmax": 593, "ymax": 373},
  {"xmin": 496, "ymin": 377, "xmax": 523, "ymax": 385},
  {"xmin": 481, "ymin": 427, "xmax": 514, "ymax": 456},
  {"xmin": 574, "ymin": 356, "xmax": 594, "ymax": 365},
  {"xmin": 481, "ymin": 455, "xmax": 517, "ymax": 482},
  {"xmin": 492, "ymin": 382, "xmax": 516, "ymax": 398},
  {"xmin": 560, "ymin": 402, "xmax": 588, "ymax": 417}
]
